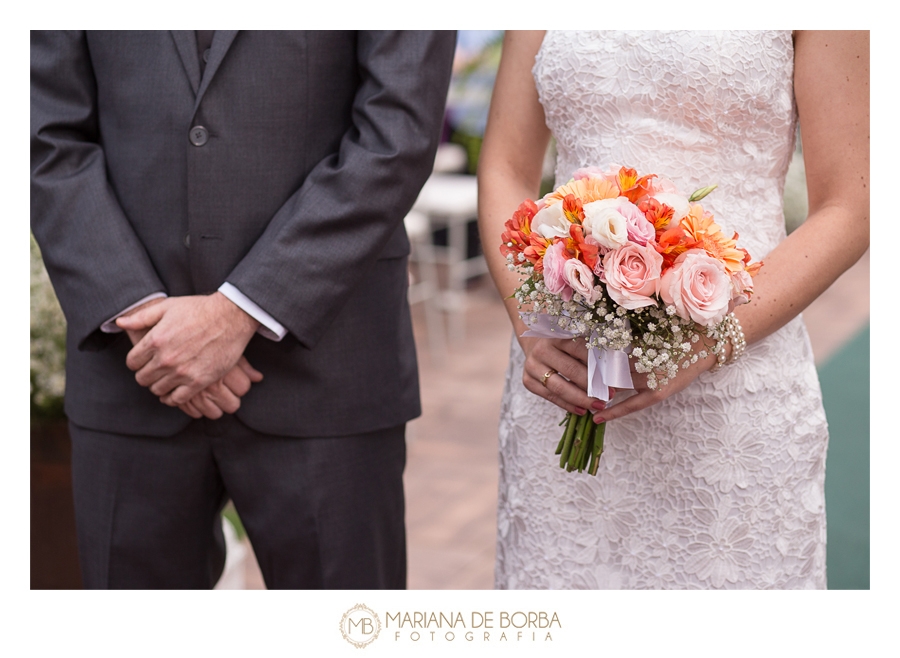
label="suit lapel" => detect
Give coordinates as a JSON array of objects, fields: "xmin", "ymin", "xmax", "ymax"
[
  {"xmin": 193, "ymin": 30, "xmax": 240, "ymax": 116},
  {"xmin": 170, "ymin": 31, "xmax": 201, "ymax": 95}
]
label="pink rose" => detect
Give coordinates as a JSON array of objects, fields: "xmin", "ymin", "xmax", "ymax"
[
  {"xmin": 659, "ymin": 249, "xmax": 732, "ymax": 326},
  {"xmin": 602, "ymin": 242, "xmax": 663, "ymax": 310},
  {"xmin": 542, "ymin": 241, "xmax": 573, "ymax": 301},
  {"xmin": 617, "ymin": 200, "xmax": 657, "ymax": 246},
  {"xmin": 563, "ymin": 258, "xmax": 601, "ymax": 304},
  {"xmin": 730, "ymin": 269, "xmax": 754, "ymax": 307}
]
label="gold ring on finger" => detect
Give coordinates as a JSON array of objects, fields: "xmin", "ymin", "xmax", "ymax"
[{"xmin": 541, "ymin": 369, "xmax": 558, "ymax": 388}]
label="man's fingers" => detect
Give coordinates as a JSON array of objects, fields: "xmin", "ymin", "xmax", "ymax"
[
  {"xmin": 222, "ymin": 366, "xmax": 252, "ymax": 398},
  {"xmin": 125, "ymin": 328, "xmax": 149, "ymax": 347},
  {"xmin": 236, "ymin": 356, "xmax": 264, "ymax": 383},
  {"xmin": 193, "ymin": 392, "xmax": 225, "ymax": 419},
  {"xmin": 180, "ymin": 393, "xmax": 222, "ymax": 419},
  {"xmin": 116, "ymin": 300, "xmax": 167, "ymax": 331},
  {"xmin": 178, "ymin": 401, "xmax": 202, "ymax": 419},
  {"xmin": 147, "ymin": 369, "xmax": 189, "ymax": 397},
  {"xmin": 204, "ymin": 381, "xmax": 241, "ymax": 414},
  {"xmin": 160, "ymin": 381, "xmax": 207, "ymax": 407},
  {"xmin": 125, "ymin": 337, "xmax": 156, "ymax": 373}
]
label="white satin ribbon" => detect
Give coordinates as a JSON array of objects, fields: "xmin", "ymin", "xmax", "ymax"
[{"xmin": 520, "ymin": 312, "xmax": 634, "ymax": 402}]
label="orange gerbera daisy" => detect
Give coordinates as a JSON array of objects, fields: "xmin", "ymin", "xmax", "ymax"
[
  {"xmin": 680, "ymin": 205, "xmax": 746, "ymax": 273},
  {"xmin": 544, "ymin": 177, "xmax": 618, "ymax": 206}
]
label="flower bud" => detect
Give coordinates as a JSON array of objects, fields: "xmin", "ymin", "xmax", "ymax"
[{"xmin": 688, "ymin": 184, "xmax": 718, "ymax": 202}]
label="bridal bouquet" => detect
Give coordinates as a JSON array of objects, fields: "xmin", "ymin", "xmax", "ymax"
[{"xmin": 501, "ymin": 165, "xmax": 762, "ymax": 475}]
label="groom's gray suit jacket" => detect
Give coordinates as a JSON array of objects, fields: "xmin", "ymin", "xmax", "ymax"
[{"xmin": 31, "ymin": 31, "xmax": 456, "ymax": 438}]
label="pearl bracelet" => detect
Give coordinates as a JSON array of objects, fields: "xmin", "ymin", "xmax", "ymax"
[{"xmin": 709, "ymin": 313, "xmax": 746, "ymax": 373}]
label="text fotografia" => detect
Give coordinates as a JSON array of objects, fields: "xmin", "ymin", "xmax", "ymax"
[{"xmin": 386, "ymin": 611, "xmax": 561, "ymax": 642}]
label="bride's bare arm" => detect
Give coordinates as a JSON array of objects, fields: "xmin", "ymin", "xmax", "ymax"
[
  {"xmin": 478, "ymin": 30, "xmax": 601, "ymax": 416},
  {"xmin": 736, "ymin": 30, "xmax": 870, "ymax": 346},
  {"xmin": 478, "ymin": 31, "xmax": 549, "ymax": 333},
  {"xmin": 596, "ymin": 29, "xmax": 870, "ymax": 424}
]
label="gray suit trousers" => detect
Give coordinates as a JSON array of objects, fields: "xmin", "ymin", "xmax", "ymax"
[{"xmin": 69, "ymin": 417, "xmax": 407, "ymax": 589}]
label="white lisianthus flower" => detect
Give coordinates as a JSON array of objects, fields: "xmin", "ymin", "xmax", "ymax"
[
  {"xmin": 652, "ymin": 192, "xmax": 691, "ymax": 222},
  {"xmin": 531, "ymin": 202, "xmax": 571, "ymax": 239},
  {"xmin": 583, "ymin": 198, "xmax": 628, "ymax": 250}
]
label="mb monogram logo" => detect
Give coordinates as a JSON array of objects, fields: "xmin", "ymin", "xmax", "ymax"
[{"xmin": 340, "ymin": 604, "xmax": 382, "ymax": 648}]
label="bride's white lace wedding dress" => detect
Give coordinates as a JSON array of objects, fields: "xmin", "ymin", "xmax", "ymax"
[{"xmin": 495, "ymin": 31, "xmax": 829, "ymax": 589}]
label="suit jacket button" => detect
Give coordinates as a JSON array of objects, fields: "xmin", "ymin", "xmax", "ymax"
[
  {"xmin": 189, "ymin": 126, "xmax": 209, "ymax": 146},
  {"xmin": 202, "ymin": 48, "xmax": 211, "ymax": 63},
  {"xmin": 184, "ymin": 233, "xmax": 191, "ymax": 248}
]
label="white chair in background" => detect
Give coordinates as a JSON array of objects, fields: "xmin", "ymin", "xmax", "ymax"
[
  {"xmin": 432, "ymin": 141, "xmax": 469, "ymax": 174},
  {"xmin": 405, "ymin": 209, "xmax": 447, "ymax": 363},
  {"xmin": 405, "ymin": 142, "xmax": 486, "ymax": 356},
  {"xmin": 411, "ymin": 172, "xmax": 486, "ymax": 343}
]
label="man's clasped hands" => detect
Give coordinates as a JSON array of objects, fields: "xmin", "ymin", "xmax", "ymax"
[{"xmin": 116, "ymin": 293, "xmax": 264, "ymax": 420}]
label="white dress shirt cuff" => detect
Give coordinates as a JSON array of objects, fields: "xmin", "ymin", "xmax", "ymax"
[
  {"xmin": 100, "ymin": 292, "xmax": 168, "ymax": 333},
  {"xmin": 218, "ymin": 282, "xmax": 287, "ymax": 342}
]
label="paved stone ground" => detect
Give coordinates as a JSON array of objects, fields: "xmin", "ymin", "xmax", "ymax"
[{"xmin": 228, "ymin": 248, "xmax": 870, "ymax": 590}]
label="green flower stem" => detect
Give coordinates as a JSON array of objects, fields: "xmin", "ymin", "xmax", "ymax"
[
  {"xmin": 578, "ymin": 431, "xmax": 594, "ymax": 473},
  {"xmin": 565, "ymin": 414, "xmax": 588, "ymax": 471},
  {"xmin": 556, "ymin": 413, "xmax": 607, "ymax": 476},
  {"xmin": 569, "ymin": 436, "xmax": 584, "ymax": 472},
  {"xmin": 589, "ymin": 421, "xmax": 606, "ymax": 476},
  {"xmin": 555, "ymin": 413, "xmax": 571, "ymax": 455},
  {"xmin": 558, "ymin": 412, "xmax": 579, "ymax": 466},
  {"xmin": 577, "ymin": 415, "xmax": 594, "ymax": 471}
]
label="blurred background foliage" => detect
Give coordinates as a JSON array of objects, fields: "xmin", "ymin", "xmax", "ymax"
[{"xmin": 30, "ymin": 236, "xmax": 66, "ymax": 421}]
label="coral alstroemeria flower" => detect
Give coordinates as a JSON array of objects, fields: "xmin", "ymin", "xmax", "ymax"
[
  {"xmin": 616, "ymin": 167, "xmax": 657, "ymax": 204},
  {"xmin": 639, "ymin": 197, "xmax": 676, "ymax": 232},
  {"xmin": 735, "ymin": 245, "xmax": 763, "ymax": 277},
  {"xmin": 745, "ymin": 260, "xmax": 764, "ymax": 277},
  {"xmin": 655, "ymin": 224, "xmax": 694, "ymax": 269},
  {"xmin": 523, "ymin": 232, "xmax": 551, "ymax": 273},
  {"xmin": 562, "ymin": 194, "xmax": 585, "ymax": 224},
  {"xmin": 500, "ymin": 199, "xmax": 537, "ymax": 258},
  {"xmin": 544, "ymin": 177, "xmax": 618, "ymax": 206},
  {"xmin": 680, "ymin": 206, "xmax": 746, "ymax": 273},
  {"xmin": 566, "ymin": 223, "xmax": 599, "ymax": 271}
]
